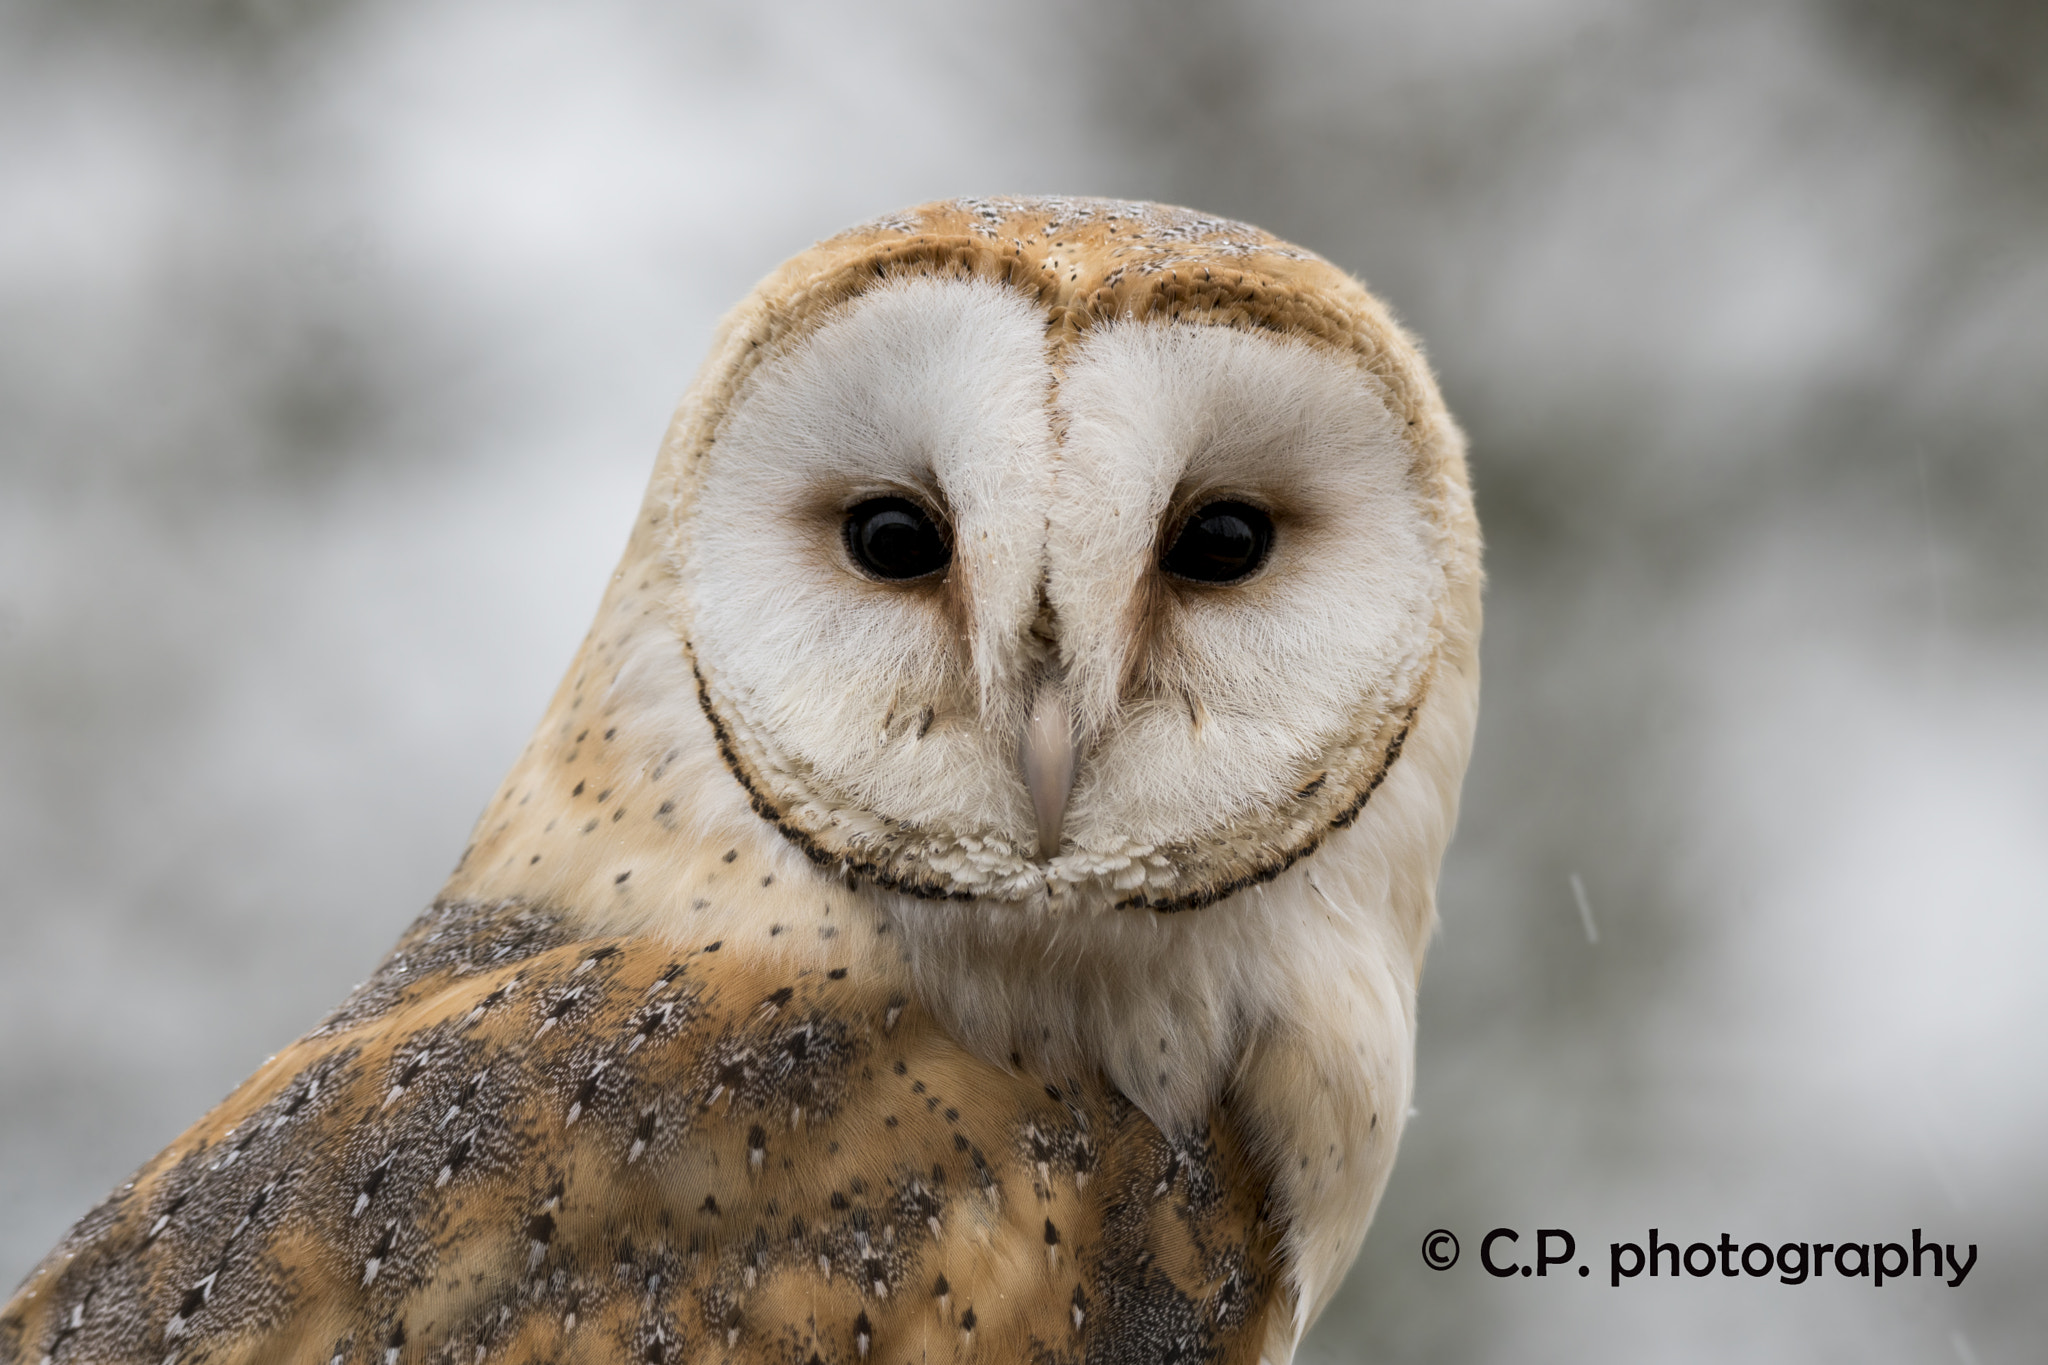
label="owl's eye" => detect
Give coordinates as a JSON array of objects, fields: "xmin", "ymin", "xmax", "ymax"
[
  {"xmin": 1161, "ymin": 501, "xmax": 1273, "ymax": 584},
  {"xmin": 844, "ymin": 497, "xmax": 951, "ymax": 581}
]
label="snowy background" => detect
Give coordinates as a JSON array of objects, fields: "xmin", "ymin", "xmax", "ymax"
[{"xmin": 3, "ymin": 1, "xmax": 2044, "ymax": 1360}]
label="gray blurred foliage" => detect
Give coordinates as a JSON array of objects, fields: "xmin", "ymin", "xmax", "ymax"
[{"xmin": 2, "ymin": 1, "xmax": 2043, "ymax": 1360}]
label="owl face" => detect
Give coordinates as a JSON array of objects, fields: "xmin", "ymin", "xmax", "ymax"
[
  {"xmin": 679, "ymin": 271, "xmax": 1446, "ymax": 912},
  {"xmin": 661, "ymin": 199, "xmax": 1466, "ymax": 913}
]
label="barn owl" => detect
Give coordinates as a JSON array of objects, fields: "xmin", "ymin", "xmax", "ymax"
[{"xmin": 1, "ymin": 197, "xmax": 1480, "ymax": 1365}]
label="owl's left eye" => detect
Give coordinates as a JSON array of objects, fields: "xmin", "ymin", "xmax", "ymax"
[
  {"xmin": 1161, "ymin": 501, "xmax": 1273, "ymax": 584},
  {"xmin": 844, "ymin": 497, "xmax": 951, "ymax": 581}
]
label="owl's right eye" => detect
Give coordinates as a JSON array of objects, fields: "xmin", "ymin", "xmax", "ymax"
[{"xmin": 844, "ymin": 497, "xmax": 951, "ymax": 581}]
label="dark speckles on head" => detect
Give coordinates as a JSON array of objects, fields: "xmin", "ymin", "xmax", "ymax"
[
  {"xmin": 827, "ymin": 968, "xmax": 847, "ymax": 980},
  {"xmin": 760, "ymin": 876, "xmax": 773, "ymax": 887},
  {"xmin": 721, "ymin": 849, "xmax": 738, "ymax": 864},
  {"xmin": 571, "ymin": 781, "xmax": 585, "ymax": 797},
  {"xmin": 582, "ymin": 819, "xmax": 599, "ymax": 834},
  {"xmin": 614, "ymin": 871, "xmax": 631, "ymax": 885}
]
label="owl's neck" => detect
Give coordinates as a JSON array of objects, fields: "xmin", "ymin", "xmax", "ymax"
[{"xmin": 440, "ymin": 542, "xmax": 904, "ymax": 984}]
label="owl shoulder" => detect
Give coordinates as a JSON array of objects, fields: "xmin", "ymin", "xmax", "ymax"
[{"xmin": 4, "ymin": 899, "xmax": 1284, "ymax": 1364}]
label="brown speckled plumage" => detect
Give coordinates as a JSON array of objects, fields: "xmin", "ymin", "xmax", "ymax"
[{"xmin": 3, "ymin": 898, "xmax": 1281, "ymax": 1365}]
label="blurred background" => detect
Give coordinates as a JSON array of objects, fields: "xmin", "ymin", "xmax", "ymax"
[{"xmin": 2, "ymin": 0, "xmax": 2043, "ymax": 1359}]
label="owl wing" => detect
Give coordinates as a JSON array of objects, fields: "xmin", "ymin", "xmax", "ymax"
[{"xmin": 3, "ymin": 899, "xmax": 1284, "ymax": 1365}]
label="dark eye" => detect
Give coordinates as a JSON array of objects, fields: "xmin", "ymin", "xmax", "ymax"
[
  {"xmin": 1161, "ymin": 501, "xmax": 1273, "ymax": 584},
  {"xmin": 844, "ymin": 497, "xmax": 951, "ymax": 581}
]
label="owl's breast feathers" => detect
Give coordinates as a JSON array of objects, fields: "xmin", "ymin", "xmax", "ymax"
[{"xmin": 2, "ymin": 900, "xmax": 1282, "ymax": 1365}]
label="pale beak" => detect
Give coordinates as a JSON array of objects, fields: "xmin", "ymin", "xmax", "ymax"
[{"xmin": 1019, "ymin": 683, "xmax": 1077, "ymax": 860}]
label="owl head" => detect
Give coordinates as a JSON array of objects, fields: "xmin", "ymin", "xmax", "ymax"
[{"xmin": 651, "ymin": 197, "xmax": 1478, "ymax": 915}]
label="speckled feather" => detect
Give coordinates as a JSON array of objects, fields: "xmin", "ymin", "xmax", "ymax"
[{"xmin": 3, "ymin": 897, "xmax": 1281, "ymax": 1365}]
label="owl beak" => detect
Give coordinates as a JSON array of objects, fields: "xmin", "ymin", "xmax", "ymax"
[{"xmin": 1020, "ymin": 684, "xmax": 1076, "ymax": 860}]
